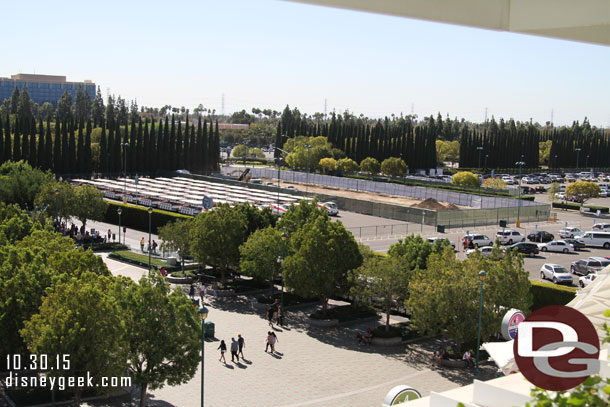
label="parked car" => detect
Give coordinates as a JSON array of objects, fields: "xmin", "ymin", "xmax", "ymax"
[
  {"xmin": 285, "ymin": 185, "xmax": 296, "ymax": 190},
  {"xmin": 522, "ymin": 176, "xmax": 537, "ymax": 184},
  {"xmin": 562, "ymin": 238, "xmax": 586, "ymax": 251},
  {"xmin": 462, "ymin": 234, "xmax": 494, "ymax": 249},
  {"xmin": 559, "ymin": 227, "xmax": 583, "ymax": 239},
  {"xmin": 554, "ymin": 192, "xmax": 566, "ymax": 200},
  {"xmin": 579, "ymin": 273, "xmax": 597, "ymax": 288},
  {"xmin": 570, "ymin": 258, "xmax": 608, "ymax": 275},
  {"xmin": 466, "ymin": 246, "xmax": 504, "ymax": 258},
  {"xmin": 317, "ymin": 201, "xmax": 339, "ymax": 216},
  {"xmin": 508, "ymin": 242, "xmax": 539, "ymax": 257},
  {"xmin": 496, "ymin": 230, "xmax": 525, "ymax": 245},
  {"xmin": 427, "ymin": 237, "xmax": 456, "ymax": 249},
  {"xmin": 578, "ymin": 231, "xmax": 610, "ymax": 248},
  {"xmin": 538, "ymin": 240, "xmax": 574, "ymax": 253},
  {"xmin": 502, "ymin": 176, "xmax": 516, "ymax": 185},
  {"xmin": 591, "ymin": 223, "xmax": 610, "ymax": 232},
  {"xmin": 540, "ymin": 264, "xmax": 573, "ymax": 285},
  {"xmin": 527, "ymin": 231, "xmax": 554, "ymax": 242},
  {"xmin": 588, "ymin": 256, "xmax": 610, "ymax": 268}
]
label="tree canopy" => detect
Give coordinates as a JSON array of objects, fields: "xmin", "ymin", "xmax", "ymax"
[
  {"xmin": 381, "ymin": 157, "xmax": 408, "ymax": 177},
  {"xmin": 565, "ymin": 181, "xmax": 600, "ymax": 204},
  {"xmin": 452, "ymin": 171, "xmax": 481, "ymax": 188},
  {"xmin": 239, "ymin": 226, "xmax": 283, "ymax": 295}
]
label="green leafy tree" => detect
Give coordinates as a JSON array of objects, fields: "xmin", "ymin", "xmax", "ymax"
[
  {"xmin": 277, "ymin": 200, "xmax": 327, "ymax": 235},
  {"xmin": 318, "ymin": 157, "xmax": 337, "ymax": 173},
  {"xmin": 381, "ymin": 157, "xmax": 408, "ymax": 177},
  {"xmin": 190, "ymin": 205, "xmax": 247, "ymax": 282},
  {"xmin": 249, "ymin": 147, "xmax": 265, "ymax": 159},
  {"xmin": 452, "ymin": 171, "xmax": 481, "ymax": 188},
  {"xmin": 35, "ymin": 181, "xmax": 75, "ymax": 223},
  {"xmin": 239, "ymin": 226, "xmax": 282, "ymax": 295},
  {"xmin": 547, "ymin": 182, "xmax": 561, "ymax": 202},
  {"xmin": 336, "ymin": 157, "xmax": 359, "ymax": 173},
  {"xmin": 483, "ymin": 177, "xmax": 507, "ymax": 190},
  {"xmin": 233, "ymin": 203, "xmax": 277, "ymax": 236},
  {"xmin": 360, "ymin": 157, "xmax": 381, "ymax": 174},
  {"xmin": 285, "ymin": 136, "xmax": 343, "ymax": 170},
  {"xmin": 350, "ymin": 256, "xmax": 409, "ymax": 331},
  {"xmin": 158, "ymin": 218, "xmax": 194, "ymax": 272},
  {"xmin": 407, "ymin": 247, "xmax": 532, "ymax": 350},
  {"xmin": 118, "ymin": 272, "xmax": 200, "ymax": 407},
  {"xmin": 436, "ymin": 140, "xmax": 460, "ymax": 163},
  {"xmin": 21, "ymin": 274, "xmax": 128, "ymax": 406},
  {"xmin": 283, "ymin": 216, "xmax": 362, "ymax": 312},
  {"xmin": 565, "ymin": 181, "xmax": 600, "ymax": 204},
  {"xmin": 538, "ymin": 140, "xmax": 552, "ymax": 166},
  {"xmin": 0, "ymin": 160, "xmax": 54, "ymax": 208},
  {"xmin": 0, "ymin": 203, "xmax": 34, "ymax": 244},
  {"xmin": 56, "ymin": 90, "xmax": 73, "ymax": 122},
  {"xmin": 388, "ymin": 234, "xmax": 449, "ymax": 271},
  {"xmin": 71, "ymin": 184, "xmax": 107, "ymax": 230},
  {"xmin": 232, "ymin": 144, "xmax": 248, "ymax": 160}
]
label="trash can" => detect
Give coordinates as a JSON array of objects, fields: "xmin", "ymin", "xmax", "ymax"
[
  {"xmin": 204, "ymin": 321, "xmax": 215, "ymax": 338},
  {"xmin": 436, "ymin": 225, "xmax": 445, "ymax": 233},
  {"xmin": 166, "ymin": 257, "xmax": 177, "ymax": 266}
]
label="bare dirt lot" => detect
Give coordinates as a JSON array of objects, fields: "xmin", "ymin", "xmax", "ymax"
[{"xmin": 265, "ymin": 178, "xmax": 469, "ymax": 210}]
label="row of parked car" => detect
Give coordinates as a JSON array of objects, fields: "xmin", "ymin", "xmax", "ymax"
[{"xmin": 539, "ymin": 256, "xmax": 609, "ymax": 287}]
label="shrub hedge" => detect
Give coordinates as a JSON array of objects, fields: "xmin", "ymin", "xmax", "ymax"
[
  {"xmin": 104, "ymin": 201, "xmax": 192, "ymax": 234},
  {"xmin": 310, "ymin": 304, "xmax": 377, "ymax": 321},
  {"xmin": 551, "ymin": 202, "xmax": 609, "ymax": 213},
  {"xmin": 520, "ymin": 195, "xmax": 535, "ymax": 201},
  {"xmin": 530, "ymin": 281, "xmax": 576, "ymax": 311}
]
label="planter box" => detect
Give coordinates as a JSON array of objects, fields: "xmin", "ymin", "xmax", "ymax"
[
  {"xmin": 165, "ymin": 276, "xmax": 194, "ymax": 284},
  {"xmin": 440, "ymin": 358, "xmax": 468, "ymax": 368},
  {"xmin": 307, "ymin": 317, "xmax": 339, "ymax": 327},
  {"xmin": 371, "ymin": 336, "xmax": 403, "ymax": 346}
]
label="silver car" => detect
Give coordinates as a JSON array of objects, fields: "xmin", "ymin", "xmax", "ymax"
[{"xmin": 540, "ymin": 264, "xmax": 573, "ymax": 285}]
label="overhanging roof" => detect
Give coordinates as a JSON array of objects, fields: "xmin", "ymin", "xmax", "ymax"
[{"xmin": 287, "ymin": 0, "xmax": 610, "ymax": 47}]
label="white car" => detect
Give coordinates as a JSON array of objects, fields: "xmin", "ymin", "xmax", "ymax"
[
  {"xmin": 538, "ymin": 240, "xmax": 574, "ymax": 253},
  {"xmin": 540, "ymin": 264, "xmax": 573, "ymax": 285},
  {"xmin": 496, "ymin": 230, "xmax": 525, "ymax": 245},
  {"xmin": 466, "ymin": 246, "xmax": 505, "ymax": 258},
  {"xmin": 579, "ymin": 273, "xmax": 597, "ymax": 288},
  {"xmin": 599, "ymin": 189, "xmax": 608, "ymax": 198},
  {"xmin": 317, "ymin": 201, "xmax": 339, "ymax": 216},
  {"xmin": 462, "ymin": 234, "xmax": 494, "ymax": 248},
  {"xmin": 559, "ymin": 227, "xmax": 582, "ymax": 239},
  {"xmin": 502, "ymin": 176, "xmax": 516, "ymax": 185},
  {"xmin": 427, "ymin": 237, "xmax": 456, "ymax": 249},
  {"xmin": 554, "ymin": 192, "xmax": 566, "ymax": 200}
]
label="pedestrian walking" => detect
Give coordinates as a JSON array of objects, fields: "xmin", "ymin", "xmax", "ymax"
[
  {"xmin": 189, "ymin": 284, "xmax": 195, "ymax": 299},
  {"xmin": 271, "ymin": 331, "xmax": 278, "ymax": 352},
  {"xmin": 217, "ymin": 340, "xmax": 227, "ymax": 363},
  {"xmin": 238, "ymin": 334, "xmax": 245, "ymax": 359},
  {"xmin": 277, "ymin": 305, "xmax": 284, "ymax": 326},
  {"xmin": 230, "ymin": 337, "xmax": 239, "ymax": 362},
  {"xmin": 267, "ymin": 306, "xmax": 274, "ymax": 327},
  {"xmin": 152, "ymin": 240, "xmax": 158, "ymax": 254},
  {"xmin": 199, "ymin": 283, "xmax": 205, "ymax": 303},
  {"xmin": 265, "ymin": 331, "xmax": 274, "ymax": 352},
  {"xmin": 140, "ymin": 237, "xmax": 145, "ymax": 252},
  {"xmin": 107, "ymin": 229, "xmax": 111, "ymax": 242},
  {"xmin": 212, "ymin": 282, "xmax": 218, "ymax": 297}
]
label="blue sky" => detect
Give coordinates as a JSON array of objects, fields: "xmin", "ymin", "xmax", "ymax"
[{"xmin": 2, "ymin": 0, "xmax": 609, "ymax": 126}]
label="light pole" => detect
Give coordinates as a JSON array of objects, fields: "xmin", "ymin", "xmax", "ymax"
[
  {"xmin": 117, "ymin": 208, "xmax": 122, "ymax": 244},
  {"xmin": 575, "ymin": 148, "xmax": 581, "ymax": 169},
  {"xmin": 121, "ymin": 143, "xmax": 129, "ymax": 204},
  {"xmin": 476, "ymin": 146, "xmax": 483, "ymax": 169},
  {"xmin": 54, "ymin": 188, "xmax": 59, "ymax": 229},
  {"xmin": 554, "ymin": 154, "xmax": 558, "ymax": 169},
  {"xmin": 305, "ymin": 144, "xmax": 312, "ymax": 194},
  {"xmin": 586, "ymin": 155, "xmax": 590, "ymax": 170},
  {"xmin": 280, "ymin": 232, "xmax": 287, "ymax": 314},
  {"xmin": 148, "ymin": 207, "xmax": 153, "ymax": 270},
  {"xmin": 198, "ymin": 306, "xmax": 209, "ymax": 407},
  {"xmin": 475, "ymin": 270, "xmax": 487, "ymax": 376},
  {"xmin": 516, "ymin": 157, "xmax": 525, "ymax": 227},
  {"xmin": 484, "ymin": 154, "xmax": 488, "ymax": 170}
]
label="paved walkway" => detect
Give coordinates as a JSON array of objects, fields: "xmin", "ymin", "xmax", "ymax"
[{"xmin": 83, "ymin": 255, "xmax": 497, "ymax": 407}]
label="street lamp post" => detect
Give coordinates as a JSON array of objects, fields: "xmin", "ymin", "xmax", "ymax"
[
  {"xmin": 516, "ymin": 157, "xmax": 525, "ymax": 227},
  {"xmin": 477, "ymin": 147, "xmax": 483, "ymax": 169},
  {"xmin": 484, "ymin": 154, "xmax": 488, "ymax": 170},
  {"xmin": 305, "ymin": 144, "xmax": 312, "ymax": 194},
  {"xmin": 554, "ymin": 154, "xmax": 558, "ymax": 169},
  {"xmin": 586, "ymin": 155, "xmax": 590, "ymax": 170},
  {"xmin": 575, "ymin": 148, "xmax": 581, "ymax": 169},
  {"xmin": 198, "ymin": 306, "xmax": 209, "ymax": 407},
  {"xmin": 117, "ymin": 208, "xmax": 122, "ymax": 244},
  {"xmin": 280, "ymin": 232, "xmax": 287, "ymax": 314},
  {"xmin": 475, "ymin": 270, "xmax": 487, "ymax": 376},
  {"xmin": 122, "ymin": 143, "xmax": 129, "ymax": 204},
  {"xmin": 148, "ymin": 207, "xmax": 153, "ymax": 270},
  {"xmin": 54, "ymin": 188, "xmax": 59, "ymax": 229}
]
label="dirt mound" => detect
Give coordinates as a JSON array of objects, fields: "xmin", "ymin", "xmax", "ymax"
[{"xmin": 411, "ymin": 198, "xmax": 459, "ymax": 211}]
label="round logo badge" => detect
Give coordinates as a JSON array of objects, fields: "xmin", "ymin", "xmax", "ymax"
[{"xmin": 513, "ymin": 305, "xmax": 600, "ymax": 391}]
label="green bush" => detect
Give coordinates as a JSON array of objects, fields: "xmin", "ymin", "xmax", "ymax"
[
  {"xmin": 520, "ymin": 195, "xmax": 535, "ymax": 201},
  {"xmin": 551, "ymin": 202, "xmax": 610, "ymax": 213},
  {"xmin": 104, "ymin": 201, "xmax": 191, "ymax": 234},
  {"xmin": 530, "ymin": 281, "xmax": 576, "ymax": 311},
  {"xmin": 371, "ymin": 325, "xmax": 402, "ymax": 338},
  {"xmin": 310, "ymin": 304, "xmax": 377, "ymax": 321},
  {"xmin": 257, "ymin": 292, "xmax": 316, "ymax": 306},
  {"xmin": 108, "ymin": 251, "xmax": 180, "ymax": 271},
  {"xmin": 169, "ymin": 270, "xmax": 197, "ymax": 278}
]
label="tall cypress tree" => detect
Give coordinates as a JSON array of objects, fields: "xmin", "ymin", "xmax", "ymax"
[
  {"xmin": 168, "ymin": 115, "xmax": 176, "ymax": 170},
  {"xmin": 37, "ymin": 119, "xmax": 45, "ymax": 169},
  {"xmin": 176, "ymin": 120, "xmax": 183, "ymax": 170},
  {"xmin": 77, "ymin": 121, "xmax": 85, "ymax": 173},
  {"xmin": 84, "ymin": 120, "xmax": 92, "ymax": 173},
  {"xmin": 143, "ymin": 118, "xmax": 150, "ymax": 174},
  {"xmin": 196, "ymin": 116, "xmax": 203, "ymax": 173},
  {"xmin": 44, "ymin": 119, "xmax": 52, "ymax": 171},
  {"xmin": 135, "ymin": 117, "xmax": 143, "ymax": 173},
  {"xmin": 213, "ymin": 120, "xmax": 220, "ymax": 172},
  {"xmin": 53, "ymin": 122, "xmax": 63, "ymax": 173},
  {"xmin": 161, "ymin": 116, "xmax": 169, "ymax": 170},
  {"xmin": 13, "ymin": 121, "xmax": 21, "ymax": 162},
  {"xmin": 207, "ymin": 120, "xmax": 214, "ymax": 172},
  {"xmin": 67, "ymin": 120, "xmax": 76, "ymax": 173},
  {"xmin": 0, "ymin": 115, "xmax": 4, "ymax": 165},
  {"xmin": 129, "ymin": 118, "xmax": 137, "ymax": 172},
  {"xmin": 3, "ymin": 113, "xmax": 11, "ymax": 162},
  {"xmin": 28, "ymin": 118, "xmax": 37, "ymax": 168},
  {"xmin": 101, "ymin": 120, "xmax": 109, "ymax": 173},
  {"xmin": 114, "ymin": 121, "xmax": 122, "ymax": 173}
]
